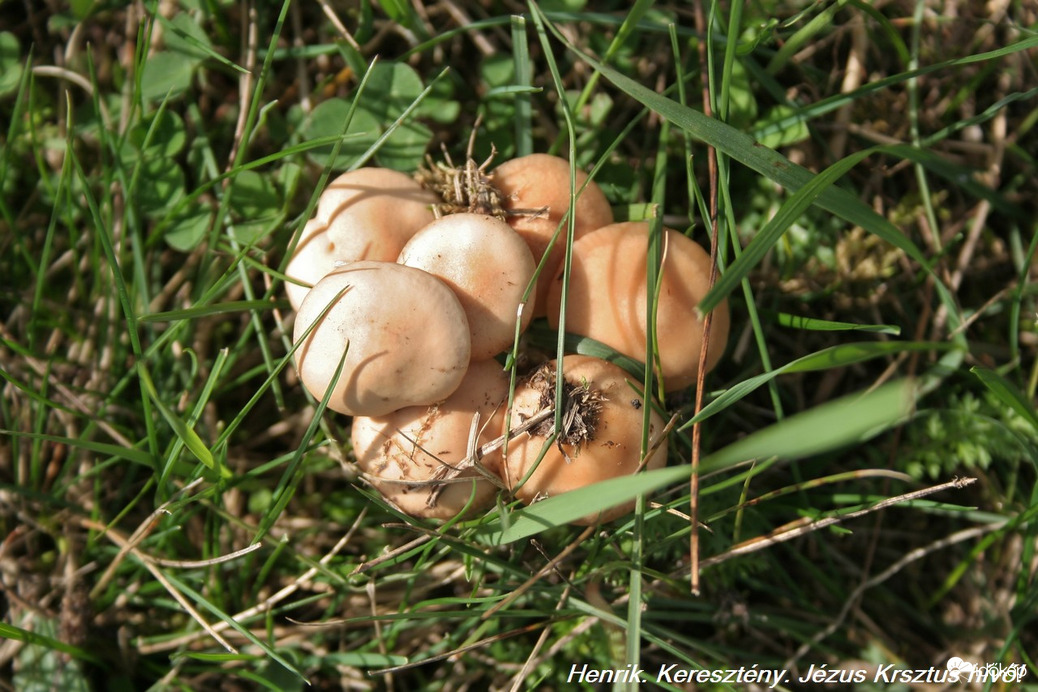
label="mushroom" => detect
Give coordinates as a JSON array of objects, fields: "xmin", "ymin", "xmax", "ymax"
[
  {"xmin": 284, "ymin": 168, "xmax": 438, "ymax": 311},
  {"xmin": 545, "ymin": 222, "xmax": 729, "ymax": 390},
  {"xmin": 350, "ymin": 359, "xmax": 508, "ymax": 519},
  {"xmin": 397, "ymin": 213, "xmax": 537, "ymax": 359},
  {"xmin": 496, "ymin": 355, "xmax": 667, "ymax": 525},
  {"xmin": 491, "ymin": 154, "xmax": 614, "ymax": 314},
  {"xmin": 293, "ymin": 261, "xmax": 471, "ymax": 416}
]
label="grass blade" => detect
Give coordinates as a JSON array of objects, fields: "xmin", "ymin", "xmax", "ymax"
[
  {"xmin": 476, "ymin": 465, "xmax": 692, "ymax": 545},
  {"xmin": 477, "ymin": 380, "xmax": 914, "ymax": 544},
  {"xmin": 163, "ymin": 572, "xmax": 306, "ymax": 681},
  {"xmin": 684, "ymin": 341, "xmax": 951, "ymax": 428},
  {"xmin": 698, "ymin": 146, "xmax": 876, "ymax": 314},
  {"xmin": 0, "ymin": 622, "xmax": 103, "ymax": 665},
  {"xmin": 541, "ymin": 22, "xmax": 970, "ymax": 331},
  {"xmin": 138, "ymin": 364, "xmax": 220, "ymax": 475},
  {"xmin": 774, "ymin": 313, "xmax": 902, "ymax": 334},
  {"xmin": 972, "ymin": 366, "xmax": 1038, "ymax": 433},
  {"xmin": 139, "ymin": 299, "xmax": 284, "ymax": 323},
  {"xmin": 0, "ymin": 430, "xmax": 154, "ymax": 468},
  {"xmin": 701, "ymin": 380, "xmax": 917, "ymax": 473},
  {"xmin": 511, "ymin": 15, "xmax": 533, "ymax": 157}
]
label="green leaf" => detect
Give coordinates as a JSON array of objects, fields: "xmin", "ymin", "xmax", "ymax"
[
  {"xmin": 700, "ymin": 380, "xmax": 917, "ymax": 472},
  {"xmin": 163, "ymin": 203, "xmax": 212, "ymax": 251},
  {"xmin": 971, "ymin": 367, "xmax": 1038, "ymax": 432},
  {"xmin": 0, "ymin": 32, "xmax": 23, "ymax": 97},
  {"xmin": 482, "ymin": 53, "xmax": 515, "ymax": 88},
  {"xmin": 362, "ymin": 61, "xmax": 424, "ymax": 121},
  {"xmin": 725, "ymin": 58, "xmax": 758, "ymax": 127},
  {"xmin": 129, "ymin": 109, "xmax": 187, "ymax": 158},
  {"xmin": 139, "ymin": 51, "xmax": 194, "ymax": 102},
  {"xmin": 277, "ymin": 161, "xmax": 304, "ymax": 201},
  {"xmin": 16, "ymin": 625, "xmax": 93, "ymax": 691},
  {"xmin": 477, "ymin": 465, "xmax": 692, "ymax": 545},
  {"xmin": 160, "ymin": 13, "xmax": 224, "ymax": 66},
  {"xmin": 375, "ymin": 0, "xmax": 419, "ymax": 28},
  {"xmin": 510, "ymin": 14, "xmax": 533, "ymax": 159},
  {"xmin": 356, "ymin": 0, "xmax": 375, "ymax": 44},
  {"xmin": 756, "ymin": 104, "xmax": 810, "ymax": 148},
  {"xmin": 303, "ymin": 98, "xmax": 379, "ymax": 170},
  {"xmin": 775, "ymin": 312, "xmax": 901, "ymax": 334},
  {"xmin": 134, "ymin": 157, "xmax": 186, "ymax": 216},
  {"xmin": 228, "ymin": 169, "xmax": 286, "ymax": 245},
  {"xmin": 69, "ymin": 0, "xmax": 96, "ymax": 20},
  {"xmin": 346, "ymin": 65, "xmax": 446, "ymax": 171},
  {"xmin": 374, "ymin": 118, "xmax": 431, "ymax": 171},
  {"xmin": 360, "ymin": 62, "xmax": 433, "ymax": 171},
  {"xmin": 414, "ymin": 90, "xmax": 460, "ymax": 125}
]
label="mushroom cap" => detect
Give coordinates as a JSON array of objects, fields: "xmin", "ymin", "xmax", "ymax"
[
  {"xmin": 545, "ymin": 222, "xmax": 729, "ymax": 390},
  {"xmin": 293, "ymin": 261, "xmax": 471, "ymax": 416},
  {"xmin": 397, "ymin": 213, "xmax": 537, "ymax": 359},
  {"xmin": 285, "ymin": 168, "xmax": 437, "ymax": 311},
  {"xmin": 499, "ymin": 355, "xmax": 668, "ymax": 525},
  {"xmin": 492, "ymin": 154, "xmax": 613, "ymax": 315},
  {"xmin": 350, "ymin": 360, "xmax": 508, "ymax": 519}
]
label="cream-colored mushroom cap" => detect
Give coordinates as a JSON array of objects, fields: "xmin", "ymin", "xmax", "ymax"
[
  {"xmin": 499, "ymin": 356, "xmax": 667, "ymax": 525},
  {"xmin": 350, "ymin": 360, "xmax": 508, "ymax": 520},
  {"xmin": 285, "ymin": 168, "xmax": 437, "ymax": 311},
  {"xmin": 397, "ymin": 213, "xmax": 537, "ymax": 360},
  {"xmin": 492, "ymin": 154, "xmax": 613, "ymax": 315},
  {"xmin": 293, "ymin": 261, "xmax": 471, "ymax": 416},
  {"xmin": 546, "ymin": 222, "xmax": 729, "ymax": 390}
]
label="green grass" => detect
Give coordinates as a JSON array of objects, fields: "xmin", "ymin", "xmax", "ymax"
[{"xmin": 2, "ymin": 1, "xmax": 1037, "ymax": 689}]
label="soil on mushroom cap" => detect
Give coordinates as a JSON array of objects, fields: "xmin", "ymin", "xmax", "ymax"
[{"xmin": 523, "ymin": 361, "xmax": 605, "ymax": 446}]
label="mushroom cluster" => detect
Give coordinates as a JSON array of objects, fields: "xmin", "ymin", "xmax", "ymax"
[{"xmin": 283, "ymin": 153, "xmax": 728, "ymax": 524}]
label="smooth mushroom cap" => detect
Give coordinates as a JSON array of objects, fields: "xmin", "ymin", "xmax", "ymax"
[
  {"xmin": 350, "ymin": 360, "xmax": 509, "ymax": 520},
  {"xmin": 492, "ymin": 154, "xmax": 614, "ymax": 315},
  {"xmin": 293, "ymin": 261, "xmax": 471, "ymax": 416},
  {"xmin": 545, "ymin": 222, "xmax": 729, "ymax": 391},
  {"xmin": 499, "ymin": 355, "xmax": 668, "ymax": 525},
  {"xmin": 285, "ymin": 168, "xmax": 437, "ymax": 311},
  {"xmin": 397, "ymin": 213, "xmax": 537, "ymax": 359}
]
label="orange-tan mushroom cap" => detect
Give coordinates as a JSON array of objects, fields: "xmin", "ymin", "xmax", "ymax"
[
  {"xmin": 492, "ymin": 154, "xmax": 613, "ymax": 315},
  {"xmin": 546, "ymin": 222, "xmax": 729, "ymax": 391},
  {"xmin": 499, "ymin": 355, "xmax": 668, "ymax": 525},
  {"xmin": 350, "ymin": 360, "xmax": 509, "ymax": 519},
  {"xmin": 293, "ymin": 261, "xmax": 471, "ymax": 416},
  {"xmin": 397, "ymin": 213, "xmax": 537, "ymax": 359},
  {"xmin": 285, "ymin": 168, "xmax": 437, "ymax": 311}
]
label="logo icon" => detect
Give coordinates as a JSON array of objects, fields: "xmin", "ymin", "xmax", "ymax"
[{"xmin": 946, "ymin": 657, "xmax": 975, "ymax": 682}]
